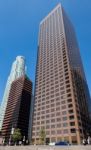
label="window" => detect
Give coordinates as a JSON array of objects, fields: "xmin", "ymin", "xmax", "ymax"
[
  {"xmin": 67, "ymin": 99, "xmax": 72, "ymax": 103},
  {"xmin": 62, "ymin": 111, "xmax": 67, "ymax": 115},
  {"xmin": 57, "ymin": 118, "xmax": 61, "ymax": 122},
  {"xmin": 51, "ymin": 130, "xmax": 55, "ymax": 134},
  {"xmin": 66, "ymin": 84, "xmax": 70, "ymax": 88},
  {"xmin": 56, "ymin": 102, "xmax": 60, "ymax": 106},
  {"xmin": 62, "ymin": 105, "xmax": 66, "ymax": 109},
  {"xmin": 71, "ymin": 128, "xmax": 76, "ymax": 133},
  {"xmin": 32, "ymin": 132, "xmax": 35, "ymax": 136},
  {"xmin": 69, "ymin": 115, "xmax": 74, "ymax": 120},
  {"xmin": 37, "ymin": 122, "xmax": 40, "ymax": 125},
  {"xmin": 61, "ymin": 91, "xmax": 65, "ymax": 95},
  {"xmin": 65, "ymin": 76, "xmax": 69, "ymax": 80},
  {"xmin": 51, "ymin": 104, "xmax": 55, "ymax": 107},
  {"xmin": 46, "ymin": 109, "xmax": 50, "ymax": 113},
  {"xmin": 41, "ymin": 121, "xmax": 45, "ymax": 124},
  {"xmin": 46, "ymin": 131, "xmax": 50, "ymax": 135},
  {"xmin": 51, "ymin": 108, "xmax": 55, "ymax": 112},
  {"xmin": 61, "ymin": 101, "xmax": 66, "ymax": 104},
  {"xmin": 67, "ymin": 89, "xmax": 71, "ymax": 93},
  {"xmin": 57, "ymin": 124, "xmax": 61, "ymax": 128},
  {"xmin": 46, "ymin": 114, "xmax": 50, "ymax": 118},
  {"xmin": 69, "ymin": 110, "xmax": 74, "ymax": 113},
  {"xmin": 68, "ymin": 104, "xmax": 73, "ymax": 108},
  {"xmin": 51, "ymin": 137, "xmax": 56, "ymax": 142},
  {"xmin": 46, "ymin": 125, "xmax": 50, "ymax": 129},
  {"xmin": 57, "ymin": 130, "xmax": 61, "ymax": 134},
  {"xmin": 56, "ymin": 107, "xmax": 60, "ymax": 111},
  {"xmin": 67, "ymin": 93, "xmax": 71, "ymax": 97},
  {"xmin": 41, "ymin": 116, "xmax": 45, "ymax": 120},
  {"xmin": 51, "ymin": 113, "xmax": 55, "ymax": 117},
  {"xmin": 62, "ymin": 116, "xmax": 67, "ymax": 121},
  {"xmin": 70, "ymin": 122, "xmax": 75, "ymax": 126},
  {"xmin": 56, "ymin": 112, "xmax": 60, "ymax": 116},
  {"xmin": 51, "ymin": 119, "xmax": 55, "ymax": 123},
  {"xmin": 51, "ymin": 125, "xmax": 55, "ymax": 128},
  {"xmin": 63, "ymin": 129, "xmax": 68, "ymax": 134},
  {"xmin": 37, "ymin": 127, "xmax": 40, "ymax": 130},
  {"xmin": 63, "ymin": 123, "xmax": 68, "ymax": 127}
]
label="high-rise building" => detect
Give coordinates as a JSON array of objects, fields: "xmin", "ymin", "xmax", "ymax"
[
  {"xmin": 0, "ymin": 56, "xmax": 26, "ymax": 130},
  {"xmin": 32, "ymin": 4, "xmax": 91, "ymax": 144},
  {"xmin": 2, "ymin": 75, "xmax": 32, "ymax": 141}
]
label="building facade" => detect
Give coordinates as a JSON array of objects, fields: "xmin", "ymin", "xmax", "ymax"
[
  {"xmin": 28, "ymin": 95, "xmax": 34, "ymax": 142},
  {"xmin": 2, "ymin": 75, "xmax": 32, "ymax": 141},
  {"xmin": 32, "ymin": 4, "xmax": 91, "ymax": 144},
  {"xmin": 0, "ymin": 56, "xmax": 26, "ymax": 130}
]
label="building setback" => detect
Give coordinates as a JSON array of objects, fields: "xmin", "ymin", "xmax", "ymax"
[
  {"xmin": 2, "ymin": 75, "xmax": 32, "ymax": 141},
  {"xmin": 32, "ymin": 4, "xmax": 91, "ymax": 144}
]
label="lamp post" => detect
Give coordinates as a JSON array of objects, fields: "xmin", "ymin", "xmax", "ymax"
[
  {"xmin": 23, "ymin": 136, "xmax": 26, "ymax": 145},
  {"xmin": 11, "ymin": 127, "xmax": 15, "ymax": 135},
  {"xmin": 10, "ymin": 127, "xmax": 15, "ymax": 145}
]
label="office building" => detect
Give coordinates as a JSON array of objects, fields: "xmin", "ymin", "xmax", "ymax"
[
  {"xmin": 2, "ymin": 75, "xmax": 32, "ymax": 141},
  {"xmin": 32, "ymin": 4, "xmax": 91, "ymax": 144},
  {"xmin": 0, "ymin": 56, "xmax": 26, "ymax": 130}
]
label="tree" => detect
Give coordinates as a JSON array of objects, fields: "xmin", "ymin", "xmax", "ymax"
[
  {"xmin": 12, "ymin": 128, "xmax": 22, "ymax": 144},
  {"xmin": 39, "ymin": 128, "xmax": 46, "ymax": 145}
]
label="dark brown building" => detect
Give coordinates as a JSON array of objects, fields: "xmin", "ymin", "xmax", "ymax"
[
  {"xmin": 2, "ymin": 75, "xmax": 32, "ymax": 141},
  {"xmin": 32, "ymin": 4, "xmax": 91, "ymax": 144}
]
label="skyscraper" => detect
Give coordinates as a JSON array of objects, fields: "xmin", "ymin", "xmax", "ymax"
[
  {"xmin": 2, "ymin": 75, "xmax": 32, "ymax": 141},
  {"xmin": 0, "ymin": 56, "xmax": 26, "ymax": 130},
  {"xmin": 32, "ymin": 4, "xmax": 91, "ymax": 144}
]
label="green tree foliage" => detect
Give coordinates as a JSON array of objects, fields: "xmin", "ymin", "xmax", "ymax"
[
  {"xmin": 39, "ymin": 128, "xmax": 46, "ymax": 145},
  {"xmin": 12, "ymin": 128, "xmax": 22, "ymax": 143}
]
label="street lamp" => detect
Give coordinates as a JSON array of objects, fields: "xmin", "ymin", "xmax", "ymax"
[{"xmin": 23, "ymin": 136, "xmax": 26, "ymax": 145}]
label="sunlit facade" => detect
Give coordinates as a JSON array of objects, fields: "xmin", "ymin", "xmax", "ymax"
[
  {"xmin": 2, "ymin": 75, "xmax": 32, "ymax": 140},
  {"xmin": 32, "ymin": 4, "xmax": 91, "ymax": 144},
  {"xmin": 0, "ymin": 56, "xmax": 26, "ymax": 130}
]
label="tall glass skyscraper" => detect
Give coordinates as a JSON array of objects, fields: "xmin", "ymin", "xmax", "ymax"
[
  {"xmin": 0, "ymin": 56, "xmax": 26, "ymax": 130},
  {"xmin": 32, "ymin": 4, "xmax": 91, "ymax": 144}
]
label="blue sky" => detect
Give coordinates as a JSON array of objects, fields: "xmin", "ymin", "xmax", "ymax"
[{"xmin": 0, "ymin": 0, "xmax": 91, "ymax": 103}]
